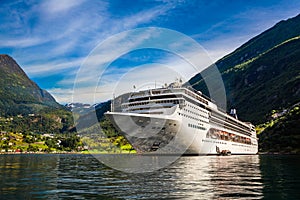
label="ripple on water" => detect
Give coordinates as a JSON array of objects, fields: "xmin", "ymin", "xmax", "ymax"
[{"xmin": 0, "ymin": 154, "xmax": 299, "ymax": 199}]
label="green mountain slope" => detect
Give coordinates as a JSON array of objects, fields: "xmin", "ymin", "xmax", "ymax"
[
  {"xmin": 189, "ymin": 14, "xmax": 300, "ymax": 85},
  {"xmin": 0, "ymin": 54, "xmax": 60, "ymax": 116},
  {"xmin": 223, "ymin": 37, "xmax": 300, "ymax": 123},
  {"xmin": 258, "ymin": 104, "xmax": 300, "ymax": 153},
  {"xmin": 187, "ymin": 14, "xmax": 300, "ymax": 153},
  {"xmin": 217, "ymin": 13, "xmax": 300, "ymax": 73},
  {"xmin": 188, "ymin": 14, "xmax": 300, "ymax": 124},
  {"xmin": 0, "ymin": 54, "xmax": 74, "ymax": 135}
]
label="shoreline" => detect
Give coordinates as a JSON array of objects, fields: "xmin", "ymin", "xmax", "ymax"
[
  {"xmin": 0, "ymin": 150, "xmax": 137, "ymax": 155},
  {"xmin": 1, "ymin": 151, "xmax": 299, "ymax": 155},
  {"xmin": 258, "ymin": 151, "xmax": 300, "ymax": 155}
]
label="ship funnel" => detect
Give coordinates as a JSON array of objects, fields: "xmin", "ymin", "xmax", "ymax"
[{"xmin": 230, "ymin": 108, "xmax": 238, "ymax": 119}]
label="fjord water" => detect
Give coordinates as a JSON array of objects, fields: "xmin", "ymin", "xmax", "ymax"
[{"xmin": 0, "ymin": 154, "xmax": 299, "ymax": 199}]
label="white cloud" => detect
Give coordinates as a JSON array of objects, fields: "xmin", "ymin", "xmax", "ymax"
[
  {"xmin": 11, "ymin": 2, "xmax": 176, "ymax": 104},
  {"xmin": 70, "ymin": 25, "xmax": 217, "ymax": 103},
  {"xmin": 40, "ymin": 0, "xmax": 87, "ymax": 15},
  {"xmin": 72, "ymin": 28, "xmax": 160, "ymax": 86},
  {"xmin": 7, "ymin": 1, "xmax": 174, "ymax": 79},
  {"xmin": 192, "ymin": 5, "xmax": 300, "ymax": 62},
  {"xmin": 71, "ymin": 50, "xmax": 213, "ymax": 104},
  {"xmin": 47, "ymin": 88, "xmax": 74, "ymax": 104},
  {"xmin": 202, "ymin": 34, "xmax": 254, "ymax": 62},
  {"xmin": 6, "ymin": 0, "xmax": 299, "ymax": 105},
  {"xmin": 121, "ymin": 5, "xmax": 171, "ymax": 29},
  {"xmin": 71, "ymin": 63, "xmax": 185, "ymax": 103},
  {"xmin": 0, "ymin": 37, "xmax": 43, "ymax": 48},
  {"xmin": 24, "ymin": 57, "xmax": 84, "ymax": 76}
]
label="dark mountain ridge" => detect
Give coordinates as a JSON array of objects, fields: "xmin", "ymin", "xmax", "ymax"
[
  {"xmin": 188, "ymin": 14, "xmax": 300, "ymax": 124},
  {"xmin": 0, "ymin": 54, "xmax": 75, "ymax": 136},
  {"xmin": 190, "ymin": 14, "xmax": 300, "ymax": 85},
  {"xmin": 217, "ymin": 13, "xmax": 300, "ymax": 73},
  {"xmin": 0, "ymin": 54, "xmax": 61, "ymax": 116},
  {"xmin": 186, "ymin": 14, "xmax": 300, "ymax": 153},
  {"xmin": 223, "ymin": 37, "xmax": 300, "ymax": 123}
]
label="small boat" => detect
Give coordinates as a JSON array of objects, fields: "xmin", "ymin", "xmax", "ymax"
[
  {"xmin": 219, "ymin": 150, "xmax": 231, "ymax": 156},
  {"xmin": 216, "ymin": 146, "xmax": 231, "ymax": 156}
]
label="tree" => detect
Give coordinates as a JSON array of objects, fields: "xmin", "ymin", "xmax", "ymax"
[{"xmin": 27, "ymin": 145, "xmax": 38, "ymax": 152}]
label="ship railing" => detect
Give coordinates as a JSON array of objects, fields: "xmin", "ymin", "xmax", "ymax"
[
  {"xmin": 122, "ymin": 97, "xmax": 185, "ymax": 106},
  {"xmin": 212, "ymin": 114, "xmax": 252, "ymax": 134},
  {"xmin": 210, "ymin": 116, "xmax": 252, "ymax": 136},
  {"xmin": 186, "ymin": 86, "xmax": 213, "ymax": 101}
]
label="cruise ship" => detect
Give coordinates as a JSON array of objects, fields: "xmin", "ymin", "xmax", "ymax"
[{"xmin": 105, "ymin": 81, "xmax": 258, "ymax": 155}]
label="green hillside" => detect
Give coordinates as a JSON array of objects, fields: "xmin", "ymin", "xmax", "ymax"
[
  {"xmin": 0, "ymin": 55, "xmax": 61, "ymax": 116},
  {"xmin": 223, "ymin": 37, "xmax": 300, "ymax": 123},
  {"xmin": 257, "ymin": 104, "xmax": 300, "ymax": 153},
  {"xmin": 188, "ymin": 14, "xmax": 300, "ymax": 123},
  {"xmin": 189, "ymin": 14, "xmax": 300, "ymax": 85},
  {"xmin": 188, "ymin": 14, "xmax": 300, "ymax": 153},
  {"xmin": 0, "ymin": 55, "xmax": 132, "ymax": 153},
  {"xmin": 0, "ymin": 55, "xmax": 80, "ymax": 153},
  {"xmin": 217, "ymin": 13, "xmax": 300, "ymax": 73},
  {"xmin": 0, "ymin": 55, "xmax": 75, "ymax": 140}
]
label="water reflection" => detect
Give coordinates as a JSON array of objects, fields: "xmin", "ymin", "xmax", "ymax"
[
  {"xmin": 170, "ymin": 155, "xmax": 263, "ymax": 199},
  {"xmin": 0, "ymin": 154, "xmax": 299, "ymax": 199},
  {"xmin": 0, "ymin": 154, "xmax": 59, "ymax": 199},
  {"xmin": 260, "ymin": 155, "xmax": 300, "ymax": 199}
]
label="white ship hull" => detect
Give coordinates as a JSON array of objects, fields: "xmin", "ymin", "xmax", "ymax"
[{"xmin": 105, "ymin": 111, "xmax": 258, "ymax": 155}]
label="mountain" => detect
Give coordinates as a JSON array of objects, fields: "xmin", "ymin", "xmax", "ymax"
[
  {"xmin": 190, "ymin": 14, "xmax": 300, "ymax": 80},
  {"xmin": 187, "ymin": 14, "xmax": 300, "ymax": 153},
  {"xmin": 223, "ymin": 37, "xmax": 300, "ymax": 124},
  {"xmin": 0, "ymin": 54, "xmax": 61, "ymax": 116},
  {"xmin": 188, "ymin": 14, "xmax": 300, "ymax": 124},
  {"xmin": 0, "ymin": 55, "xmax": 74, "ymax": 134},
  {"xmin": 258, "ymin": 103, "xmax": 300, "ymax": 153}
]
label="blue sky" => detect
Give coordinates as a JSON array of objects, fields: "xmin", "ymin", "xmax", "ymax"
[{"xmin": 0, "ymin": 0, "xmax": 299, "ymax": 104}]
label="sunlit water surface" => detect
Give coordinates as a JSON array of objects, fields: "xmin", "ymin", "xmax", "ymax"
[{"xmin": 0, "ymin": 154, "xmax": 299, "ymax": 199}]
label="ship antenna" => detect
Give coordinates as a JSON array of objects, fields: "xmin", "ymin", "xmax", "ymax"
[{"xmin": 111, "ymin": 93, "xmax": 115, "ymax": 112}]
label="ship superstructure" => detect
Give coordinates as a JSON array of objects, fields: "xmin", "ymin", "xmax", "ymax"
[{"xmin": 105, "ymin": 82, "xmax": 258, "ymax": 155}]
